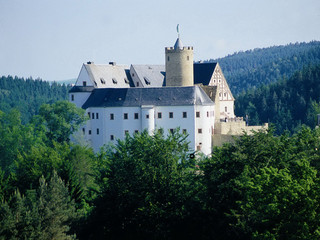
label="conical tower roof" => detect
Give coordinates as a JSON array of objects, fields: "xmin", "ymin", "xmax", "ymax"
[{"xmin": 174, "ymin": 37, "xmax": 183, "ymax": 50}]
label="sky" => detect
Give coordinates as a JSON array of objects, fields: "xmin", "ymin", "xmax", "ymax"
[{"xmin": 0, "ymin": 0, "xmax": 319, "ymax": 81}]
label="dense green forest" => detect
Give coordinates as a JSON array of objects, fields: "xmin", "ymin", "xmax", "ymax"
[
  {"xmin": 1, "ymin": 102, "xmax": 320, "ymax": 239},
  {"xmin": 235, "ymin": 64, "xmax": 320, "ymax": 134},
  {"xmin": 0, "ymin": 76, "xmax": 69, "ymax": 124},
  {"xmin": 210, "ymin": 41, "xmax": 320, "ymax": 95}
]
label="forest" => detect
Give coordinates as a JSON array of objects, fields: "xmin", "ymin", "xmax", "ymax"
[{"xmin": 1, "ymin": 102, "xmax": 320, "ymax": 239}]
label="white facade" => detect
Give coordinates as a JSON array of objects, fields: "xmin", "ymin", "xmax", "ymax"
[{"xmin": 81, "ymin": 103, "xmax": 214, "ymax": 155}]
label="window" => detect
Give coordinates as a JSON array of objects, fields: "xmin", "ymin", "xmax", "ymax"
[
  {"xmin": 169, "ymin": 112, "xmax": 173, "ymax": 118},
  {"xmin": 158, "ymin": 112, "xmax": 162, "ymax": 119},
  {"xmin": 125, "ymin": 130, "xmax": 129, "ymax": 135},
  {"xmin": 83, "ymin": 81, "xmax": 87, "ymax": 86},
  {"xmin": 110, "ymin": 135, "xmax": 114, "ymax": 140},
  {"xmin": 82, "ymin": 128, "xmax": 85, "ymax": 134},
  {"xmin": 112, "ymin": 78, "xmax": 117, "ymax": 84},
  {"xmin": 100, "ymin": 78, "xmax": 106, "ymax": 84},
  {"xmin": 225, "ymin": 107, "xmax": 227, "ymax": 112},
  {"xmin": 110, "ymin": 113, "xmax": 114, "ymax": 120},
  {"xmin": 170, "ymin": 129, "xmax": 174, "ymax": 134},
  {"xmin": 183, "ymin": 112, "xmax": 187, "ymax": 118},
  {"xmin": 182, "ymin": 129, "xmax": 187, "ymax": 134},
  {"xmin": 88, "ymin": 112, "xmax": 90, "ymax": 119},
  {"xmin": 136, "ymin": 82, "xmax": 139, "ymax": 87},
  {"xmin": 89, "ymin": 130, "xmax": 92, "ymax": 135},
  {"xmin": 92, "ymin": 113, "xmax": 95, "ymax": 119},
  {"xmin": 124, "ymin": 78, "xmax": 129, "ymax": 84},
  {"xmin": 187, "ymin": 56, "xmax": 189, "ymax": 61},
  {"xmin": 144, "ymin": 77, "xmax": 151, "ymax": 85},
  {"xmin": 124, "ymin": 113, "xmax": 128, "ymax": 119},
  {"xmin": 134, "ymin": 113, "xmax": 139, "ymax": 119},
  {"xmin": 134, "ymin": 130, "xmax": 139, "ymax": 134},
  {"xmin": 196, "ymin": 112, "xmax": 200, "ymax": 118},
  {"xmin": 197, "ymin": 145, "xmax": 201, "ymax": 151},
  {"xmin": 132, "ymin": 73, "xmax": 135, "ymax": 77},
  {"xmin": 207, "ymin": 111, "xmax": 209, "ymax": 117},
  {"xmin": 198, "ymin": 128, "xmax": 202, "ymax": 134},
  {"xmin": 158, "ymin": 129, "xmax": 164, "ymax": 134},
  {"xmin": 167, "ymin": 56, "xmax": 170, "ymax": 61},
  {"xmin": 71, "ymin": 94, "xmax": 74, "ymax": 101},
  {"xmin": 96, "ymin": 113, "xmax": 99, "ymax": 119},
  {"xmin": 97, "ymin": 128, "xmax": 99, "ymax": 135},
  {"xmin": 224, "ymin": 92, "xmax": 226, "ymax": 97},
  {"xmin": 146, "ymin": 114, "xmax": 149, "ymax": 119}
]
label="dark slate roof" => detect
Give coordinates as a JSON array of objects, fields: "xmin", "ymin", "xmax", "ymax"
[
  {"xmin": 69, "ymin": 86, "xmax": 94, "ymax": 93},
  {"xmin": 82, "ymin": 86, "xmax": 213, "ymax": 109},
  {"xmin": 193, "ymin": 62, "xmax": 217, "ymax": 85}
]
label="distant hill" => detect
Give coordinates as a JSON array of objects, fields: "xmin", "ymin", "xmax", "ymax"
[
  {"xmin": 0, "ymin": 76, "xmax": 70, "ymax": 124},
  {"xmin": 46, "ymin": 78, "xmax": 76, "ymax": 85},
  {"xmin": 209, "ymin": 41, "xmax": 320, "ymax": 95},
  {"xmin": 234, "ymin": 64, "xmax": 320, "ymax": 134}
]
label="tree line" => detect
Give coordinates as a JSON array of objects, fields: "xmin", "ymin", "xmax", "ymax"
[
  {"xmin": 235, "ymin": 64, "xmax": 320, "ymax": 134},
  {"xmin": 0, "ymin": 76, "xmax": 69, "ymax": 124},
  {"xmin": 210, "ymin": 41, "xmax": 320, "ymax": 95},
  {"xmin": 1, "ymin": 101, "xmax": 320, "ymax": 239}
]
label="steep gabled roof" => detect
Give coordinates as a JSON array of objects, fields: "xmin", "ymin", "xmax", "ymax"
[
  {"xmin": 82, "ymin": 86, "xmax": 213, "ymax": 109},
  {"xmin": 130, "ymin": 65, "xmax": 165, "ymax": 87},
  {"xmin": 193, "ymin": 62, "xmax": 217, "ymax": 85}
]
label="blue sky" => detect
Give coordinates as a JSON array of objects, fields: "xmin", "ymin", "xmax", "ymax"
[{"xmin": 0, "ymin": 0, "xmax": 319, "ymax": 81}]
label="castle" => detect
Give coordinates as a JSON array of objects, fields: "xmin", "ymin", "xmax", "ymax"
[{"xmin": 69, "ymin": 36, "xmax": 267, "ymax": 154}]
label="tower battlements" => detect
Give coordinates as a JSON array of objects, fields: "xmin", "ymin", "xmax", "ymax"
[{"xmin": 165, "ymin": 46, "xmax": 193, "ymax": 51}]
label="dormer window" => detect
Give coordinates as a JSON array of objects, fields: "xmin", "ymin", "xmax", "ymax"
[
  {"xmin": 144, "ymin": 77, "xmax": 151, "ymax": 85},
  {"xmin": 100, "ymin": 78, "xmax": 106, "ymax": 84},
  {"xmin": 94, "ymin": 81, "xmax": 97, "ymax": 86},
  {"xmin": 112, "ymin": 78, "xmax": 117, "ymax": 84},
  {"xmin": 83, "ymin": 81, "xmax": 87, "ymax": 86},
  {"xmin": 124, "ymin": 78, "xmax": 129, "ymax": 84}
]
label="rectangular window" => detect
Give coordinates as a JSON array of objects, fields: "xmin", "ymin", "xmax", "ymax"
[
  {"xmin": 183, "ymin": 112, "xmax": 187, "ymax": 118},
  {"xmin": 83, "ymin": 81, "xmax": 87, "ymax": 86},
  {"xmin": 88, "ymin": 112, "xmax": 90, "ymax": 119},
  {"xmin": 71, "ymin": 94, "xmax": 74, "ymax": 101},
  {"xmin": 170, "ymin": 129, "xmax": 174, "ymax": 134},
  {"xmin": 158, "ymin": 112, "xmax": 162, "ymax": 119},
  {"xmin": 110, "ymin": 135, "xmax": 114, "ymax": 140},
  {"xmin": 134, "ymin": 113, "xmax": 139, "ymax": 119},
  {"xmin": 198, "ymin": 128, "xmax": 202, "ymax": 134},
  {"xmin": 82, "ymin": 128, "xmax": 85, "ymax": 134},
  {"xmin": 225, "ymin": 107, "xmax": 228, "ymax": 112},
  {"xmin": 207, "ymin": 111, "xmax": 209, "ymax": 117},
  {"xmin": 89, "ymin": 130, "xmax": 92, "ymax": 135},
  {"xmin": 96, "ymin": 113, "xmax": 99, "ymax": 119},
  {"xmin": 169, "ymin": 112, "xmax": 173, "ymax": 118},
  {"xmin": 124, "ymin": 113, "xmax": 128, "ymax": 119},
  {"xmin": 92, "ymin": 113, "xmax": 95, "ymax": 119},
  {"xmin": 136, "ymin": 82, "xmax": 139, "ymax": 87},
  {"xmin": 134, "ymin": 130, "xmax": 139, "ymax": 134},
  {"xmin": 182, "ymin": 129, "xmax": 187, "ymax": 134},
  {"xmin": 146, "ymin": 114, "xmax": 149, "ymax": 119},
  {"xmin": 196, "ymin": 112, "xmax": 200, "ymax": 118},
  {"xmin": 97, "ymin": 128, "xmax": 99, "ymax": 135},
  {"xmin": 125, "ymin": 130, "xmax": 129, "ymax": 135},
  {"xmin": 110, "ymin": 113, "xmax": 114, "ymax": 120}
]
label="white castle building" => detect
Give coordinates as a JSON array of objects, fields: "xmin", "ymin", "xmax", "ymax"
[{"xmin": 69, "ymin": 37, "xmax": 266, "ymax": 154}]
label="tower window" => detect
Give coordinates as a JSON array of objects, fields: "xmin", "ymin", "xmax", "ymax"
[
  {"xmin": 207, "ymin": 111, "xmax": 209, "ymax": 117},
  {"xmin": 71, "ymin": 94, "xmax": 74, "ymax": 101},
  {"xmin": 225, "ymin": 107, "xmax": 228, "ymax": 112},
  {"xmin": 167, "ymin": 56, "xmax": 170, "ymax": 61},
  {"xmin": 187, "ymin": 56, "xmax": 189, "ymax": 61},
  {"xmin": 169, "ymin": 112, "xmax": 173, "ymax": 118}
]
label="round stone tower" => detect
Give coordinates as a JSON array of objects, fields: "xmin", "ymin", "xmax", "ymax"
[{"xmin": 165, "ymin": 37, "xmax": 194, "ymax": 86}]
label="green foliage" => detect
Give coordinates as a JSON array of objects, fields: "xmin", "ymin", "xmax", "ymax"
[
  {"xmin": 235, "ymin": 64, "xmax": 320, "ymax": 134},
  {"xmin": 210, "ymin": 41, "xmax": 320, "ymax": 95},
  {"xmin": 38, "ymin": 101, "xmax": 87, "ymax": 143},
  {"xmin": 0, "ymin": 76, "xmax": 69, "ymax": 124},
  {"xmin": 0, "ymin": 172, "xmax": 77, "ymax": 240},
  {"xmin": 87, "ymin": 130, "xmax": 200, "ymax": 239}
]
